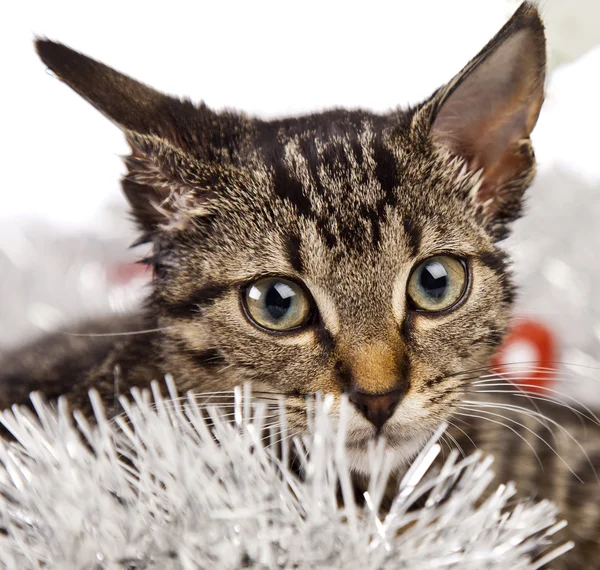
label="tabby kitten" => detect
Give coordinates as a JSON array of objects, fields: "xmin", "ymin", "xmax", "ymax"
[{"xmin": 1, "ymin": 3, "xmax": 599, "ymax": 567}]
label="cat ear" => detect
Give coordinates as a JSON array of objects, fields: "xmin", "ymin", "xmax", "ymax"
[
  {"xmin": 35, "ymin": 40, "xmax": 227, "ymax": 237},
  {"xmin": 429, "ymin": 2, "xmax": 546, "ymax": 240}
]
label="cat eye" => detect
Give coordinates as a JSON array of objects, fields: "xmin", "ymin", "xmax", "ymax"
[
  {"xmin": 407, "ymin": 255, "xmax": 467, "ymax": 312},
  {"xmin": 243, "ymin": 277, "xmax": 313, "ymax": 332}
]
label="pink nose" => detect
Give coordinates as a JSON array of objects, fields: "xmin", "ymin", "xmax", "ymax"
[{"xmin": 348, "ymin": 388, "xmax": 406, "ymax": 429}]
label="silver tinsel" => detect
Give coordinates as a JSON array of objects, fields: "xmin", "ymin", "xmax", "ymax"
[{"xmin": 0, "ymin": 380, "xmax": 571, "ymax": 569}]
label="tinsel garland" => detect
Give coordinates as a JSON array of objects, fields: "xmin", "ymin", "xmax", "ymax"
[{"xmin": 0, "ymin": 379, "xmax": 572, "ymax": 569}]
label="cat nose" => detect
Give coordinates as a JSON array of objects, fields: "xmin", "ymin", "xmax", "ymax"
[{"xmin": 348, "ymin": 387, "xmax": 407, "ymax": 429}]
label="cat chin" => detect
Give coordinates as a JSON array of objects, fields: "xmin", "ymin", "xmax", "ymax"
[
  {"xmin": 345, "ymin": 434, "xmax": 429, "ymax": 476},
  {"xmin": 340, "ymin": 403, "xmax": 437, "ymax": 475}
]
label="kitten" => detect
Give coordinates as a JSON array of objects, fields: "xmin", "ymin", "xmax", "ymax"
[{"xmin": 1, "ymin": 3, "xmax": 598, "ymax": 566}]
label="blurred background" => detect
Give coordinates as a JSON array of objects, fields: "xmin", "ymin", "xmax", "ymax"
[{"xmin": 1, "ymin": 0, "xmax": 600, "ymax": 402}]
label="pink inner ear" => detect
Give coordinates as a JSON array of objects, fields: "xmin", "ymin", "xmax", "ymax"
[{"xmin": 431, "ymin": 29, "xmax": 544, "ymax": 179}]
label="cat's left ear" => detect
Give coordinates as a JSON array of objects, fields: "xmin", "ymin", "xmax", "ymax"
[
  {"xmin": 35, "ymin": 39, "xmax": 244, "ymax": 239},
  {"xmin": 429, "ymin": 2, "xmax": 546, "ymax": 240}
]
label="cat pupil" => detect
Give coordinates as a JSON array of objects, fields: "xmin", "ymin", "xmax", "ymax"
[
  {"xmin": 420, "ymin": 261, "xmax": 448, "ymax": 301},
  {"xmin": 265, "ymin": 282, "xmax": 294, "ymax": 319}
]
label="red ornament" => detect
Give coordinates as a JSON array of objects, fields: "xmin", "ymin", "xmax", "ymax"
[{"xmin": 491, "ymin": 318, "xmax": 558, "ymax": 393}]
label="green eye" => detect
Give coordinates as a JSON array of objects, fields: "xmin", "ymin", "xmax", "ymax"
[
  {"xmin": 407, "ymin": 255, "xmax": 467, "ymax": 311},
  {"xmin": 243, "ymin": 277, "xmax": 313, "ymax": 331}
]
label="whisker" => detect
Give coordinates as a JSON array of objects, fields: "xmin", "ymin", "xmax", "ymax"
[
  {"xmin": 441, "ymin": 429, "xmax": 466, "ymax": 459},
  {"xmin": 63, "ymin": 326, "xmax": 174, "ymax": 337},
  {"xmin": 454, "ymin": 409, "xmax": 544, "ymax": 470},
  {"xmin": 213, "ymin": 411, "xmax": 283, "ymax": 422},
  {"xmin": 216, "ymin": 363, "xmax": 236, "ymax": 375},
  {"xmin": 464, "ymin": 379, "xmax": 562, "ymax": 436},
  {"xmin": 472, "ymin": 389, "xmax": 590, "ymax": 432},
  {"xmin": 263, "ymin": 428, "xmax": 299, "ymax": 451},
  {"xmin": 475, "ymin": 367, "xmax": 600, "ymax": 383},
  {"xmin": 153, "ymin": 390, "xmax": 305, "ymax": 399},
  {"xmin": 458, "ymin": 404, "xmax": 584, "ymax": 482},
  {"xmin": 445, "ymin": 418, "xmax": 478, "ymax": 455},
  {"xmin": 469, "ymin": 381, "xmax": 600, "ymax": 427},
  {"xmin": 438, "ymin": 434, "xmax": 451, "ymax": 461},
  {"xmin": 442, "ymin": 360, "xmax": 600, "ymax": 382},
  {"xmin": 468, "ymin": 389, "xmax": 600, "ymax": 481},
  {"xmin": 475, "ymin": 387, "xmax": 597, "ymax": 423},
  {"xmin": 463, "ymin": 397, "xmax": 596, "ymax": 472}
]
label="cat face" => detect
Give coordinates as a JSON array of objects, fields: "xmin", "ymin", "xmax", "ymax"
[
  {"xmin": 149, "ymin": 116, "xmax": 519, "ymax": 471},
  {"xmin": 36, "ymin": 2, "xmax": 545, "ymax": 472}
]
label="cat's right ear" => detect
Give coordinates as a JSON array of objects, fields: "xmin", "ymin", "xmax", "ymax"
[{"xmin": 35, "ymin": 40, "xmax": 227, "ymax": 237}]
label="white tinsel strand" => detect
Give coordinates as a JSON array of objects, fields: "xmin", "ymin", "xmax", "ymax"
[{"xmin": 0, "ymin": 379, "xmax": 572, "ymax": 569}]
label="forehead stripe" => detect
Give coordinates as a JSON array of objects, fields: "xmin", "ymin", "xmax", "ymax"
[
  {"xmin": 371, "ymin": 138, "xmax": 399, "ymax": 199},
  {"xmin": 270, "ymin": 156, "xmax": 315, "ymax": 218},
  {"xmin": 402, "ymin": 215, "xmax": 422, "ymax": 256},
  {"xmin": 284, "ymin": 231, "xmax": 304, "ymax": 273}
]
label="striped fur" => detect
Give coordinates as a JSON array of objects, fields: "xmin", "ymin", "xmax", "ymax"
[{"xmin": 2, "ymin": 4, "xmax": 598, "ymax": 567}]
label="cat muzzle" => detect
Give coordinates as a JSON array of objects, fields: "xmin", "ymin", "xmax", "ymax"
[{"xmin": 348, "ymin": 387, "xmax": 407, "ymax": 430}]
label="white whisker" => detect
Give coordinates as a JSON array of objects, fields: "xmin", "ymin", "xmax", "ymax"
[
  {"xmin": 441, "ymin": 430, "xmax": 466, "ymax": 459},
  {"xmin": 63, "ymin": 326, "xmax": 174, "ymax": 337},
  {"xmin": 454, "ymin": 409, "xmax": 543, "ymax": 470},
  {"xmin": 464, "ymin": 399, "xmax": 598, "ymax": 481},
  {"xmin": 470, "ymin": 381, "xmax": 600, "ymax": 427},
  {"xmin": 446, "ymin": 418, "xmax": 477, "ymax": 454},
  {"xmin": 458, "ymin": 404, "xmax": 584, "ymax": 482}
]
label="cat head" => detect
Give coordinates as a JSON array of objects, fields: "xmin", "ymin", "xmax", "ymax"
[{"xmin": 37, "ymin": 2, "xmax": 545, "ymax": 473}]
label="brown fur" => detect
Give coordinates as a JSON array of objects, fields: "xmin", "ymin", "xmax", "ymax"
[{"xmin": 1, "ymin": 4, "xmax": 598, "ymax": 567}]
